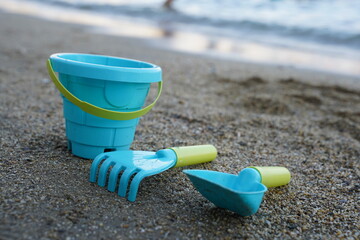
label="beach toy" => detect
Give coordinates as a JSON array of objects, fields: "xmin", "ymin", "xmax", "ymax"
[
  {"xmin": 183, "ymin": 167, "xmax": 291, "ymax": 216},
  {"xmin": 47, "ymin": 53, "xmax": 162, "ymax": 159},
  {"xmin": 89, "ymin": 145, "xmax": 217, "ymax": 201}
]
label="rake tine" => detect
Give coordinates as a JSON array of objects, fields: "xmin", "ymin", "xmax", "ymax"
[
  {"xmin": 127, "ymin": 171, "xmax": 151, "ymax": 202},
  {"xmin": 89, "ymin": 153, "xmax": 108, "ymax": 182},
  {"xmin": 107, "ymin": 164, "xmax": 125, "ymax": 192},
  {"xmin": 118, "ymin": 168, "xmax": 138, "ymax": 197},
  {"xmin": 97, "ymin": 158, "xmax": 115, "ymax": 187}
]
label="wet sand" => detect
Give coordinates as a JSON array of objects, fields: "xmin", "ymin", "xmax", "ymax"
[{"xmin": 0, "ymin": 12, "xmax": 359, "ymax": 239}]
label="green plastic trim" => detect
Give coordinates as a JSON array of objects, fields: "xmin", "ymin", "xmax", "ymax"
[{"xmin": 47, "ymin": 59, "xmax": 162, "ymax": 120}]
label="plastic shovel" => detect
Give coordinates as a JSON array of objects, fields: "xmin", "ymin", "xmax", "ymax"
[
  {"xmin": 90, "ymin": 145, "xmax": 217, "ymax": 201},
  {"xmin": 183, "ymin": 167, "xmax": 291, "ymax": 216}
]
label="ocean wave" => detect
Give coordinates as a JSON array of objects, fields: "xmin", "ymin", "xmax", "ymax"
[{"xmin": 29, "ymin": 0, "xmax": 360, "ymax": 50}]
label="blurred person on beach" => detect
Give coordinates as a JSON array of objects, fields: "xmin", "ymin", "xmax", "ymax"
[{"xmin": 163, "ymin": 0, "xmax": 175, "ymax": 9}]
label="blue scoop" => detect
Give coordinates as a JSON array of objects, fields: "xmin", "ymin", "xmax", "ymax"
[{"xmin": 183, "ymin": 167, "xmax": 291, "ymax": 216}]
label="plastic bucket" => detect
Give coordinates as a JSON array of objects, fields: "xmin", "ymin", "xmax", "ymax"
[{"xmin": 47, "ymin": 53, "xmax": 162, "ymax": 159}]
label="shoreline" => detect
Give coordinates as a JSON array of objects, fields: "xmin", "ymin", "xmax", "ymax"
[
  {"xmin": 1, "ymin": 10, "xmax": 359, "ymax": 239},
  {"xmin": 2, "ymin": 0, "xmax": 360, "ymax": 78}
]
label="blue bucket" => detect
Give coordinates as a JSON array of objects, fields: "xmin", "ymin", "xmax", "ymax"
[{"xmin": 47, "ymin": 53, "xmax": 162, "ymax": 159}]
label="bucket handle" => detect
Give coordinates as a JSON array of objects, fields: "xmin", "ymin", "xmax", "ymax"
[{"xmin": 47, "ymin": 60, "xmax": 162, "ymax": 120}]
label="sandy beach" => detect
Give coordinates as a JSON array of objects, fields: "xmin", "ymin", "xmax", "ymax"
[{"xmin": 0, "ymin": 11, "xmax": 359, "ymax": 239}]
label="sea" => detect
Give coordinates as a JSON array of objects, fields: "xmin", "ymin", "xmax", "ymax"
[{"xmin": 2, "ymin": 0, "xmax": 360, "ymax": 76}]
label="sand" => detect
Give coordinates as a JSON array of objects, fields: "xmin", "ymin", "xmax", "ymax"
[{"xmin": 0, "ymin": 12, "xmax": 359, "ymax": 239}]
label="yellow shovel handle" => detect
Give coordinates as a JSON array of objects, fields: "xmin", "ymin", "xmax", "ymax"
[{"xmin": 250, "ymin": 166, "xmax": 291, "ymax": 188}]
